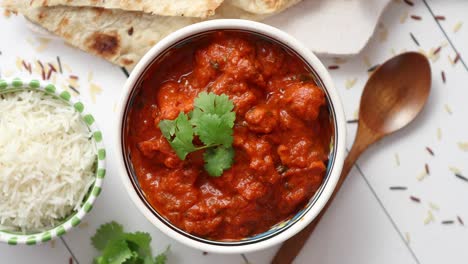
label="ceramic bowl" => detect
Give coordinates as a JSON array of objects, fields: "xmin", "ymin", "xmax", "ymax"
[{"xmin": 116, "ymin": 19, "xmax": 346, "ymax": 254}]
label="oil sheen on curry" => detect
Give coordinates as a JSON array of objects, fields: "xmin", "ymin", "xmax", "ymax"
[{"xmin": 126, "ymin": 31, "xmax": 332, "ymax": 240}]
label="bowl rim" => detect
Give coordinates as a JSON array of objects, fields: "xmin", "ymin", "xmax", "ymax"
[
  {"xmin": 116, "ymin": 19, "xmax": 346, "ymax": 254},
  {"xmin": 0, "ymin": 78, "xmax": 106, "ymax": 245}
]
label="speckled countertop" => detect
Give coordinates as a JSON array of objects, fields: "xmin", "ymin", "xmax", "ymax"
[{"xmin": 0, "ymin": 0, "xmax": 467, "ymax": 263}]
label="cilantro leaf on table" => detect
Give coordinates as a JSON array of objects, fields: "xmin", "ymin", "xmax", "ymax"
[
  {"xmin": 92, "ymin": 222, "xmax": 124, "ymax": 251},
  {"xmin": 96, "ymin": 239, "xmax": 133, "ymax": 264},
  {"xmin": 154, "ymin": 246, "xmax": 170, "ymax": 264},
  {"xmin": 159, "ymin": 92, "xmax": 236, "ymax": 177},
  {"xmin": 91, "ymin": 222, "xmax": 169, "ymax": 264},
  {"xmin": 204, "ymin": 146, "xmax": 235, "ymax": 177},
  {"xmin": 154, "ymin": 253, "xmax": 167, "ymax": 264},
  {"xmin": 124, "ymin": 232, "xmax": 152, "ymax": 257}
]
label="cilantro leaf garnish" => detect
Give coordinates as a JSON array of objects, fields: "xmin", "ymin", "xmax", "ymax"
[
  {"xmin": 159, "ymin": 112, "xmax": 196, "ymax": 160},
  {"xmin": 192, "ymin": 113, "xmax": 233, "ymax": 147},
  {"xmin": 91, "ymin": 222, "xmax": 169, "ymax": 264},
  {"xmin": 193, "ymin": 92, "xmax": 234, "ymax": 117},
  {"xmin": 158, "ymin": 92, "xmax": 236, "ymax": 177},
  {"xmin": 204, "ymin": 146, "xmax": 235, "ymax": 177}
]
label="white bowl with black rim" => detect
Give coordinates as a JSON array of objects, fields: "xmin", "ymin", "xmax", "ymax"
[
  {"xmin": 0, "ymin": 78, "xmax": 106, "ymax": 245},
  {"xmin": 116, "ymin": 19, "xmax": 346, "ymax": 254}
]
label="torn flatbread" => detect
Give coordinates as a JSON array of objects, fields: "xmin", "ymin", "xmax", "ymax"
[
  {"xmin": 22, "ymin": 0, "xmax": 224, "ymax": 18},
  {"xmin": 229, "ymin": 0, "xmax": 301, "ymax": 14},
  {"xmin": 2, "ymin": 1, "xmax": 299, "ymax": 69},
  {"xmin": 3, "ymin": 2, "xmax": 264, "ymax": 69}
]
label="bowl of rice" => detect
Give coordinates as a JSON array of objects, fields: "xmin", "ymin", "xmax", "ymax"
[{"xmin": 0, "ymin": 78, "xmax": 105, "ymax": 245}]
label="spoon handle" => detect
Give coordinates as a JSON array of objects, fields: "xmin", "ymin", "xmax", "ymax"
[{"xmin": 271, "ymin": 135, "xmax": 369, "ymax": 264}]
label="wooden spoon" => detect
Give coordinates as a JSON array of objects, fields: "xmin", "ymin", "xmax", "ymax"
[{"xmin": 272, "ymin": 52, "xmax": 431, "ymax": 264}]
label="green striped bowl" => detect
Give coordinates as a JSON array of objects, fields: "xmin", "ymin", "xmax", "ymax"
[{"xmin": 0, "ymin": 78, "xmax": 106, "ymax": 245}]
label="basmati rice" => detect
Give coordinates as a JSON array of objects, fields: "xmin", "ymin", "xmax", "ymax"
[{"xmin": 0, "ymin": 90, "xmax": 96, "ymax": 232}]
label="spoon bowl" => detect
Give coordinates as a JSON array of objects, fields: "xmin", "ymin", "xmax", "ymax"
[{"xmin": 360, "ymin": 52, "xmax": 431, "ymax": 135}]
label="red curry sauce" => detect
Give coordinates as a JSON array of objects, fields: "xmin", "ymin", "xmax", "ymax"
[{"xmin": 126, "ymin": 31, "xmax": 332, "ymax": 240}]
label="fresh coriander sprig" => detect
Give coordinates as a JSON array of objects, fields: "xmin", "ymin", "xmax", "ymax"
[
  {"xmin": 159, "ymin": 92, "xmax": 235, "ymax": 177},
  {"xmin": 91, "ymin": 221, "xmax": 169, "ymax": 264}
]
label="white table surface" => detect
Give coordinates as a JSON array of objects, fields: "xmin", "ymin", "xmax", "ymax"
[{"xmin": 1, "ymin": 0, "xmax": 467, "ymax": 263}]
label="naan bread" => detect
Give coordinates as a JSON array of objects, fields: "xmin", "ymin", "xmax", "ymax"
[
  {"xmin": 25, "ymin": 0, "xmax": 224, "ymax": 18},
  {"xmin": 3, "ymin": 1, "xmax": 266, "ymax": 69},
  {"xmin": 2, "ymin": 0, "xmax": 300, "ymax": 69},
  {"xmin": 5, "ymin": 5, "xmax": 199, "ymax": 68},
  {"xmin": 229, "ymin": 0, "xmax": 301, "ymax": 14}
]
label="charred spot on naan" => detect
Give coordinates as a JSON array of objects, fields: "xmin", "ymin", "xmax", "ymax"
[
  {"xmin": 120, "ymin": 58, "xmax": 135, "ymax": 66},
  {"xmin": 85, "ymin": 31, "xmax": 121, "ymax": 60},
  {"xmin": 91, "ymin": 6, "xmax": 106, "ymax": 20},
  {"xmin": 58, "ymin": 17, "xmax": 69, "ymax": 27},
  {"xmin": 230, "ymin": 0, "xmax": 301, "ymax": 14},
  {"xmin": 127, "ymin": 27, "xmax": 134, "ymax": 36},
  {"xmin": 37, "ymin": 9, "xmax": 47, "ymax": 21}
]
